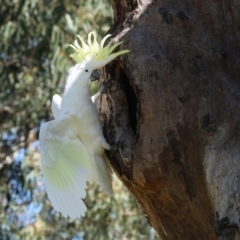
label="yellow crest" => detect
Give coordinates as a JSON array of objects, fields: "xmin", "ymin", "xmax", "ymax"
[{"xmin": 69, "ymin": 32, "xmax": 130, "ymax": 63}]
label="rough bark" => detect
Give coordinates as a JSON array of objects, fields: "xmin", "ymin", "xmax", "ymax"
[{"xmin": 100, "ymin": 0, "xmax": 240, "ymax": 239}]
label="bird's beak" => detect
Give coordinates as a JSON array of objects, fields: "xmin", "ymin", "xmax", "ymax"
[{"xmin": 90, "ymin": 70, "xmax": 100, "ymax": 82}]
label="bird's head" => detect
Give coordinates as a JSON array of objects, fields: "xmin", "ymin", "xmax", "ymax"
[{"xmin": 69, "ymin": 32, "xmax": 130, "ymax": 71}]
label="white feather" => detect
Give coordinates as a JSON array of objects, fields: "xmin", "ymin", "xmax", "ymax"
[
  {"xmin": 95, "ymin": 155, "xmax": 113, "ymax": 195},
  {"xmin": 39, "ymin": 58, "xmax": 114, "ymax": 219},
  {"xmin": 40, "ymin": 119, "xmax": 94, "ymax": 218},
  {"xmin": 51, "ymin": 94, "xmax": 62, "ymax": 118}
]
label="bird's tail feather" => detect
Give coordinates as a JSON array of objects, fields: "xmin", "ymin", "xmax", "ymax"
[{"xmin": 95, "ymin": 154, "xmax": 113, "ymax": 195}]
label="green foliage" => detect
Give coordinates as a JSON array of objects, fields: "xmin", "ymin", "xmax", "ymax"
[
  {"xmin": 0, "ymin": 0, "xmax": 112, "ymax": 135},
  {"xmin": 0, "ymin": 0, "xmax": 155, "ymax": 239},
  {"xmin": 0, "ymin": 143, "xmax": 152, "ymax": 239}
]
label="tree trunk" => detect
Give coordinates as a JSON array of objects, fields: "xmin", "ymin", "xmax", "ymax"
[{"xmin": 100, "ymin": 0, "xmax": 240, "ymax": 239}]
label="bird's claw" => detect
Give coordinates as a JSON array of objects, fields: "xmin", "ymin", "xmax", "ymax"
[{"xmin": 99, "ymin": 78, "xmax": 113, "ymax": 94}]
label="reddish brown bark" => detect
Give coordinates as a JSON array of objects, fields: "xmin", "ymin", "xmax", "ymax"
[{"xmin": 100, "ymin": 0, "xmax": 240, "ymax": 239}]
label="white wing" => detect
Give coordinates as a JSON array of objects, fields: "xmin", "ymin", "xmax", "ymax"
[
  {"xmin": 51, "ymin": 94, "xmax": 62, "ymax": 119},
  {"xmin": 39, "ymin": 117, "xmax": 95, "ymax": 218}
]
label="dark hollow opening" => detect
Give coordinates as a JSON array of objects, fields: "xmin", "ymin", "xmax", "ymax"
[{"xmin": 120, "ymin": 69, "xmax": 138, "ymax": 135}]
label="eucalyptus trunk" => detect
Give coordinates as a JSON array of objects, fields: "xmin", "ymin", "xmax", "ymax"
[{"xmin": 100, "ymin": 0, "xmax": 240, "ymax": 239}]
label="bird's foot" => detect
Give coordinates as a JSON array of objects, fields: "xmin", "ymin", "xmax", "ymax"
[{"xmin": 99, "ymin": 78, "xmax": 113, "ymax": 94}]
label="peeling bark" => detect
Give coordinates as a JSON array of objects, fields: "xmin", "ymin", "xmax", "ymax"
[{"xmin": 100, "ymin": 0, "xmax": 240, "ymax": 239}]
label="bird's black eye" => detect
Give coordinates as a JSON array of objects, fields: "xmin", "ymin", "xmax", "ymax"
[{"xmin": 85, "ymin": 69, "xmax": 88, "ymax": 72}]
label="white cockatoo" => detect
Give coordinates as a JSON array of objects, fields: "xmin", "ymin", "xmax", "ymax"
[{"xmin": 39, "ymin": 32, "xmax": 130, "ymax": 219}]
